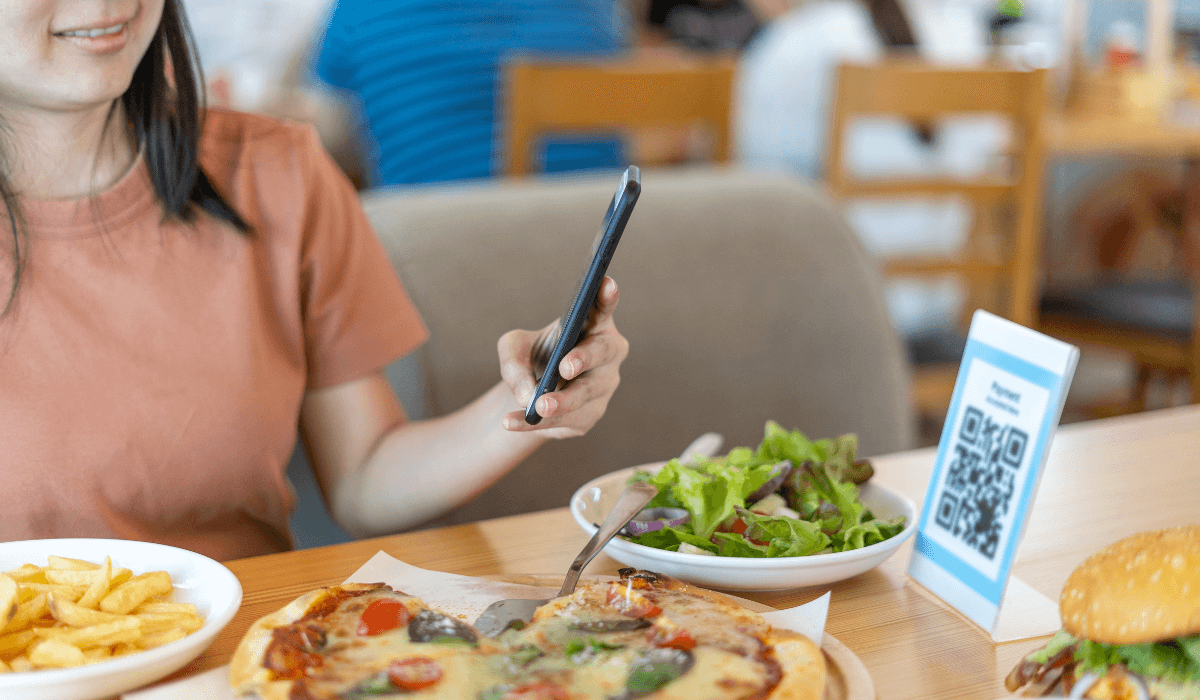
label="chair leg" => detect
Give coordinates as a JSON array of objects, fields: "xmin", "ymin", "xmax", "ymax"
[
  {"xmin": 1164, "ymin": 367, "xmax": 1193, "ymax": 406},
  {"xmin": 1133, "ymin": 363, "xmax": 1153, "ymax": 412}
]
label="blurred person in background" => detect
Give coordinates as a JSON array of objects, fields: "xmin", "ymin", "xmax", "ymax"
[
  {"xmin": 178, "ymin": 0, "xmax": 332, "ymax": 111},
  {"xmin": 623, "ymin": 0, "xmax": 792, "ymax": 164},
  {"xmin": 0, "ymin": 0, "xmax": 629, "ymax": 561},
  {"xmin": 735, "ymin": 0, "xmax": 1023, "ymax": 340},
  {"xmin": 309, "ymin": 0, "xmax": 631, "ymax": 187},
  {"xmin": 176, "ymin": 0, "xmax": 374, "ymax": 185},
  {"xmin": 737, "ymin": 0, "xmax": 928, "ymax": 181},
  {"xmin": 635, "ymin": 0, "xmax": 791, "ymax": 53}
]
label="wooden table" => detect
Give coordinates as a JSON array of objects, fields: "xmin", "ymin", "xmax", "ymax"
[
  {"xmin": 165, "ymin": 405, "xmax": 1200, "ymax": 699},
  {"xmin": 1046, "ymin": 109, "xmax": 1200, "ymax": 156}
]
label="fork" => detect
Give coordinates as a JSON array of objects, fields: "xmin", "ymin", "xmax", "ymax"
[{"xmin": 472, "ymin": 481, "xmax": 657, "ymax": 637}]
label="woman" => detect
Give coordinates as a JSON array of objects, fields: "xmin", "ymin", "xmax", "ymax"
[{"xmin": 0, "ymin": 0, "xmax": 628, "ymax": 561}]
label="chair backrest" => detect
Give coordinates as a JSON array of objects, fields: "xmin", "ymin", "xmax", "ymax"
[
  {"xmin": 361, "ymin": 167, "xmax": 915, "ymax": 526},
  {"xmin": 504, "ymin": 58, "xmax": 735, "ymax": 176},
  {"xmin": 826, "ymin": 61, "xmax": 1049, "ymax": 327}
]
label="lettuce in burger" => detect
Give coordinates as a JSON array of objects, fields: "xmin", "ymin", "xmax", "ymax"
[{"xmin": 1007, "ymin": 525, "xmax": 1200, "ymax": 699}]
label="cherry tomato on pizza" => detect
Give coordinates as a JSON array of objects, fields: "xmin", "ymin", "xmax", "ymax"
[
  {"xmin": 358, "ymin": 598, "xmax": 410, "ymax": 636},
  {"xmin": 387, "ymin": 657, "xmax": 443, "ymax": 691}
]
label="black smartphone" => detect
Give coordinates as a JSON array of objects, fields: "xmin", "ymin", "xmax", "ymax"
[{"xmin": 524, "ymin": 165, "xmax": 641, "ymax": 425}]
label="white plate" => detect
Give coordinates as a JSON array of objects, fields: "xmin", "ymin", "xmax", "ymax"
[
  {"xmin": 0, "ymin": 538, "xmax": 242, "ymax": 700},
  {"xmin": 571, "ymin": 463, "xmax": 919, "ymax": 591}
]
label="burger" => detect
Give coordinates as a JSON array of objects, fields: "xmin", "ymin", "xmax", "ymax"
[{"xmin": 1006, "ymin": 524, "xmax": 1200, "ymax": 699}]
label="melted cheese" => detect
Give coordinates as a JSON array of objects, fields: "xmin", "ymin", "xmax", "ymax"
[{"xmin": 275, "ymin": 584, "xmax": 782, "ymax": 699}]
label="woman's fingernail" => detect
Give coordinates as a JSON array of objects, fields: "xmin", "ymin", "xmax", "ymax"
[
  {"xmin": 503, "ymin": 416, "xmax": 517, "ymax": 430},
  {"xmin": 518, "ymin": 381, "xmax": 533, "ymax": 404},
  {"xmin": 538, "ymin": 395, "xmax": 555, "ymax": 415}
]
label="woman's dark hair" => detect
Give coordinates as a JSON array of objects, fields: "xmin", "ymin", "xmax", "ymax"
[{"xmin": 0, "ymin": 0, "xmax": 250, "ymax": 314}]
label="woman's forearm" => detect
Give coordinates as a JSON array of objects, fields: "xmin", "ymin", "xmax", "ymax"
[{"xmin": 329, "ymin": 381, "xmax": 548, "ymax": 537}]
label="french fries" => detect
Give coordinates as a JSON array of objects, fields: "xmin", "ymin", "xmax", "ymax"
[
  {"xmin": 0, "ymin": 575, "xmax": 18, "ymax": 628},
  {"xmin": 0, "ymin": 555, "xmax": 204, "ymax": 672}
]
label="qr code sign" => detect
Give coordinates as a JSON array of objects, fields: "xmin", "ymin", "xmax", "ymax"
[{"xmin": 933, "ymin": 406, "xmax": 1028, "ymax": 560}]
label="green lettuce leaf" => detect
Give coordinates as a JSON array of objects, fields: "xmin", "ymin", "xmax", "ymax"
[
  {"xmin": 765, "ymin": 537, "xmax": 832, "ymax": 558},
  {"xmin": 1180, "ymin": 635, "xmax": 1200, "ymax": 668},
  {"xmin": 631, "ymin": 462, "xmax": 687, "ymax": 510},
  {"xmin": 838, "ymin": 518, "xmax": 901, "ymax": 551},
  {"xmin": 624, "ymin": 421, "xmax": 905, "ymax": 559},
  {"xmin": 756, "ymin": 421, "xmax": 825, "ymax": 466},
  {"xmin": 1074, "ymin": 635, "xmax": 1200, "ymax": 683},
  {"xmin": 736, "ymin": 508, "xmax": 829, "ymax": 556},
  {"xmin": 1025, "ymin": 630, "xmax": 1077, "ymax": 665},
  {"xmin": 628, "ymin": 526, "xmax": 718, "ymax": 554},
  {"xmin": 1076, "ymin": 639, "xmax": 1123, "ymax": 675},
  {"xmin": 822, "ymin": 434, "xmax": 858, "ymax": 484},
  {"xmin": 671, "ymin": 464, "xmax": 744, "ymax": 540},
  {"xmin": 711, "ymin": 532, "xmax": 770, "ymax": 558}
]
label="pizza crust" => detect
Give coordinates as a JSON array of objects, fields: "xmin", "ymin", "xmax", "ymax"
[{"xmin": 765, "ymin": 628, "xmax": 826, "ymax": 700}]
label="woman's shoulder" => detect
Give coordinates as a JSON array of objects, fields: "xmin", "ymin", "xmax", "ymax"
[{"xmin": 200, "ymin": 108, "xmax": 325, "ymax": 184}]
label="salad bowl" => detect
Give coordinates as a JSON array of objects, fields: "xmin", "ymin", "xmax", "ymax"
[{"xmin": 570, "ymin": 462, "xmax": 918, "ymax": 591}]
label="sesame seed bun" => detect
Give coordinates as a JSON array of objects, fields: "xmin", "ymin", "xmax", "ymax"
[{"xmin": 1059, "ymin": 525, "xmax": 1200, "ymax": 645}]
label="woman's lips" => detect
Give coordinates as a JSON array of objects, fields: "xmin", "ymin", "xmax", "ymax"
[{"xmin": 53, "ymin": 17, "xmax": 134, "ymax": 55}]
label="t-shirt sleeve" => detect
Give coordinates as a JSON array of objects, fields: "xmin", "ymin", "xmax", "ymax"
[{"xmin": 295, "ymin": 126, "xmax": 428, "ymax": 390}]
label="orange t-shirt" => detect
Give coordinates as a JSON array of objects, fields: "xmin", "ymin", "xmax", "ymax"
[{"xmin": 0, "ymin": 110, "xmax": 427, "ymax": 561}]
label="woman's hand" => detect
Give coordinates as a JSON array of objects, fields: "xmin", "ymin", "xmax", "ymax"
[
  {"xmin": 304, "ymin": 275, "xmax": 626, "ymax": 536},
  {"xmin": 496, "ymin": 276, "xmax": 628, "ymax": 438}
]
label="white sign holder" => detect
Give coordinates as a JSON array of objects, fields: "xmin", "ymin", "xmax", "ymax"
[{"xmin": 906, "ymin": 310, "xmax": 1079, "ymax": 641}]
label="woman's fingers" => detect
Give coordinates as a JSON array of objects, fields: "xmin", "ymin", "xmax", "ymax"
[
  {"xmin": 497, "ymin": 329, "xmax": 539, "ymax": 407},
  {"xmin": 559, "ymin": 277, "xmax": 624, "ymax": 381},
  {"xmin": 545, "ymin": 364, "xmax": 614, "ymax": 415},
  {"xmin": 559, "ymin": 328, "xmax": 628, "ymax": 381},
  {"xmin": 588, "ymin": 277, "xmax": 620, "ymax": 329},
  {"xmin": 503, "ymin": 366, "xmax": 618, "ymax": 434},
  {"xmin": 498, "ymin": 276, "xmax": 626, "ymax": 435}
]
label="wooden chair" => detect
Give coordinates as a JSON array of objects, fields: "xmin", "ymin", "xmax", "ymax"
[
  {"xmin": 1039, "ymin": 279, "xmax": 1196, "ymax": 412},
  {"xmin": 503, "ymin": 57, "xmax": 735, "ymax": 176},
  {"xmin": 1038, "ymin": 166, "xmax": 1199, "ymax": 413},
  {"xmin": 826, "ymin": 61, "xmax": 1050, "ymax": 422}
]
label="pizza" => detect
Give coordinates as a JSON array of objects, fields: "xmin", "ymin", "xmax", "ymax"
[{"xmin": 229, "ymin": 568, "xmax": 826, "ymax": 700}]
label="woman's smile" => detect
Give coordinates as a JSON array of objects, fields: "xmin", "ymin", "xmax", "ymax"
[{"xmin": 51, "ymin": 8, "xmax": 140, "ymax": 56}]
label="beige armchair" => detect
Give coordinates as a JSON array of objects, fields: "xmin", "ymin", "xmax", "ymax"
[{"xmin": 355, "ymin": 167, "xmax": 914, "ymax": 527}]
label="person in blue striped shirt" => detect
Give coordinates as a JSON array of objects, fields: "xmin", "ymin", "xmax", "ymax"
[{"xmin": 312, "ymin": 0, "xmax": 631, "ymax": 187}]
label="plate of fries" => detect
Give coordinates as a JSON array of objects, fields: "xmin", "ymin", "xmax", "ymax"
[{"xmin": 0, "ymin": 538, "xmax": 241, "ymax": 700}]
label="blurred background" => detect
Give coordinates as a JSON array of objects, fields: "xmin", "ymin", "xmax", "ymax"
[{"xmin": 177, "ymin": 0, "xmax": 1200, "ymax": 544}]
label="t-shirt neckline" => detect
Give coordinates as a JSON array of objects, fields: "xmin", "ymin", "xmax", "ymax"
[{"xmin": 19, "ymin": 152, "xmax": 157, "ymax": 239}]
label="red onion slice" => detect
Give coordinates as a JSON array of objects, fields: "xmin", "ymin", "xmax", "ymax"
[
  {"xmin": 747, "ymin": 460, "xmax": 793, "ymax": 502},
  {"xmin": 622, "ymin": 507, "xmax": 691, "ymax": 536}
]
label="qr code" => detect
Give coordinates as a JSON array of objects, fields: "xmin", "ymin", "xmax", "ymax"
[{"xmin": 933, "ymin": 406, "xmax": 1028, "ymax": 559}]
